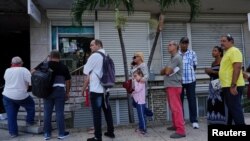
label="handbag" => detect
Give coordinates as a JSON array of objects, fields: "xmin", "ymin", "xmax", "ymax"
[
  {"xmin": 211, "ymin": 79, "xmax": 221, "ymax": 90},
  {"xmin": 122, "ymin": 79, "xmax": 134, "ymax": 93}
]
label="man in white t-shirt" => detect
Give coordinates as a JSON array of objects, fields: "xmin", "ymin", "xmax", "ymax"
[
  {"xmin": 2, "ymin": 56, "xmax": 35, "ymax": 138},
  {"xmin": 82, "ymin": 39, "xmax": 115, "ymax": 141}
]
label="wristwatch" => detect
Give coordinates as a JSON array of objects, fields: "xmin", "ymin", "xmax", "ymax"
[{"xmin": 231, "ymin": 83, "xmax": 237, "ymax": 88}]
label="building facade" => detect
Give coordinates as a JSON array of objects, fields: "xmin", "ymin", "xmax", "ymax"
[{"xmin": 21, "ymin": 0, "xmax": 250, "ymax": 127}]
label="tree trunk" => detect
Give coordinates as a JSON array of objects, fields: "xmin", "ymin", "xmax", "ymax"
[
  {"xmin": 147, "ymin": 30, "xmax": 160, "ymax": 69},
  {"xmin": 117, "ymin": 27, "xmax": 134, "ymax": 123},
  {"xmin": 147, "ymin": 14, "xmax": 165, "ymax": 69}
]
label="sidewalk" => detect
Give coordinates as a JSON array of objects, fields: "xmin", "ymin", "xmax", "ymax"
[{"xmin": 0, "ymin": 115, "xmax": 249, "ymax": 141}]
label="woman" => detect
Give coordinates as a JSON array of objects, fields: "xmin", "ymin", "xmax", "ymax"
[
  {"xmin": 131, "ymin": 52, "xmax": 149, "ymax": 82},
  {"xmin": 205, "ymin": 46, "xmax": 226, "ymax": 125},
  {"xmin": 130, "ymin": 52, "xmax": 152, "ymax": 127}
]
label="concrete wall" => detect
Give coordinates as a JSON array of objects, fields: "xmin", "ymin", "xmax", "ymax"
[{"xmin": 30, "ymin": 15, "xmax": 50, "ymax": 69}]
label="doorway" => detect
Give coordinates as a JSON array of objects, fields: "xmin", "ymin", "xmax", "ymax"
[{"xmin": 0, "ymin": 15, "xmax": 30, "ymax": 113}]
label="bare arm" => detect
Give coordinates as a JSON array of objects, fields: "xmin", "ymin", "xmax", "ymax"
[
  {"xmin": 230, "ymin": 62, "xmax": 242, "ymax": 95},
  {"xmin": 65, "ymin": 80, "xmax": 71, "ymax": 100},
  {"xmin": 82, "ymin": 74, "xmax": 90, "ymax": 92}
]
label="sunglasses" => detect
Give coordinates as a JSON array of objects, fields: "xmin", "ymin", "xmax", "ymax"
[{"xmin": 133, "ymin": 56, "xmax": 139, "ymax": 59}]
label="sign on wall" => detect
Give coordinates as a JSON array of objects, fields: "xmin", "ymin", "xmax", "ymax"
[{"xmin": 27, "ymin": 0, "xmax": 41, "ymax": 24}]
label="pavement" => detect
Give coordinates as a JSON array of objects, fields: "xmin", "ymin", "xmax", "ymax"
[{"xmin": 0, "ymin": 115, "xmax": 250, "ymax": 141}]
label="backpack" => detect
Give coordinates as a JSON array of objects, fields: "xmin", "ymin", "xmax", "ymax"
[
  {"xmin": 31, "ymin": 62, "xmax": 53, "ymax": 98},
  {"xmin": 96, "ymin": 51, "xmax": 115, "ymax": 89}
]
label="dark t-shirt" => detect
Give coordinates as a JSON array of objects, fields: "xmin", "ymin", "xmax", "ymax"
[{"xmin": 35, "ymin": 61, "xmax": 71, "ymax": 83}]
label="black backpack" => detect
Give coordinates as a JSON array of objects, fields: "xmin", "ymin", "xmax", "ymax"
[
  {"xmin": 31, "ymin": 62, "xmax": 53, "ymax": 98},
  {"xmin": 96, "ymin": 51, "xmax": 115, "ymax": 89}
]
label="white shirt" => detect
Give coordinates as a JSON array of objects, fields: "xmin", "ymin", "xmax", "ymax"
[
  {"xmin": 83, "ymin": 49, "xmax": 105, "ymax": 93},
  {"xmin": 3, "ymin": 67, "xmax": 31, "ymax": 100}
]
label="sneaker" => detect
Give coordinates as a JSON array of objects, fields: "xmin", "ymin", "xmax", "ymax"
[
  {"xmin": 0, "ymin": 114, "xmax": 7, "ymax": 120},
  {"xmin": 104, "ymin": 132, "xmax": 115, "ymax": 138},
  {"xmin": 10, "ymin": 134, "xmax": 18, "ymax": 138},
  {"xmin": 135, "ymin": 128, "xmax": 139, "ymax": 132},
  {"xmin": 167, "ymin": 126, "xmax": 176, "ymax": 131},
  {"xmin": 44, "ymin": 133, "xmax": 51, "ymax": 140},
  {"xmin": 87, "ymin": 137, "xmax": 102, "ymax": 141},
  {"xmin": 57, "ymin": 131, "xmax": 69, "ymax": 139},
  {"xmin": 170, "ymin": 133, "xmax": 186, "ymax": 138},
  {"xmin": 192, "ymin": 122, "xmax": 199, "ymax": 129}
]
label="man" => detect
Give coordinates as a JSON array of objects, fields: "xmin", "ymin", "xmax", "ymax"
[
  {"xmin": 2, "ymin": 56, "xmax": 35, "ymax": 138},
  {"xmin": 219, "ymin": 34, "xmax": 245, "ymax": 125},
  {"xmin": 161, "ymin": 41, "xmax": 186, "ymax": 138},
  {"xmin": 34, "ymin": 50, "xmax": 71, "ymax": 140},
  {"xmin": 178, "ymin": 37, "xmax": 199, "ymax": 129},
  {"xmin": 82, "ymin": 39, "xmax": 115, "ymax": 141}
]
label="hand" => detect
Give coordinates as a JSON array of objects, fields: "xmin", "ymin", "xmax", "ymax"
[
  {"xmin": 230, "ymin": 86, "xmax": 238, "ymax": 95},
  {"xmin": 140, "ymin": 78, "xmax": 146, "ymax": 83},
  {"xmin": 205, "ymin": 68, "xmax": 212, "ymax": 74},
  {"xmin": 65, "ymin": 93, "xmax": 70, "ymax": 101},
  {"xmin": 160, "ymin": 67, "xmax": 166, "ymax": 75}
]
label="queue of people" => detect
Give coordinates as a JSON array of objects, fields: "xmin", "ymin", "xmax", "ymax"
[{"xmin": 1, "ymin": 34, "xmax": 249, "ymax": 140}]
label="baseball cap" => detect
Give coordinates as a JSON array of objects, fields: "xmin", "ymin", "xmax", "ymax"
[{"xmin": 180, "ymin": 37, "xmax": 189, "ymax": 44}]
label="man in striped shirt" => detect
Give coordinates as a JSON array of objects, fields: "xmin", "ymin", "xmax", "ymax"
[{"xmin": 178, "ymin": 37, "xmax": 199, "ymax": 129}]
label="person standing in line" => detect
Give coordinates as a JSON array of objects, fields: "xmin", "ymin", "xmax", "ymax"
[
  {"xmin": 205, "ymin": 46, "xmax": 227, "ymax": 125},
  {"xmin": 2, "ymin": 56, "xmax": 35, "ymax": 138},
  {"xmin": 178, "ymin": 37, "xmax": 199, "ymax": 129},
  {"xmin": 34, "ymin": 50, "xmax": 71, "ymax": 140},
  {"xmin": 82, "ymin": 39, "xmax": 115, "ymax": 141},
  {"xmin": 160, "ymin": 41, "xmax": 186, "ymax": 138},
  {"xmin": 219, "ymin": 34, "xmax": 245, "ymax": 125},
  {"xmin": 130, "ymin": 52, "xmax": 153, "ymax": 120},
  {"xmin": 130, "ymin": 52, "xmax": 149, "ymax": 83},
  {"xmin": 131, "ymin": 68, "xmax": 148, "ymax": 136}
]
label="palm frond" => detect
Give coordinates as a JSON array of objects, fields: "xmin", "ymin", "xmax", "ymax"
[
  {"xmin": 155, "ymin": 0, "xmax": 200, "ymax": 21},
  {"xmin": 186, "ymin": 0, "xmax": 200, "ymax": 22},
  {"xmin": 71, "ymin": 0, "xmax": 135, "ymax": 25},
  {"xmin": 121, "ymin": 0, "xmax": 135, "ymax": 15},
  {"xmin": 71, "ymin": 0, "xmax": 98, "ymax": 25}
]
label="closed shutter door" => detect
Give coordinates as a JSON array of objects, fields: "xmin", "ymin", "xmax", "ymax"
[
  {"xmin": 74, "ymin": 100, "xmax": 116, "ymax": 128},
  {"xmin": 191, "ymin": 23, "xmax": 243, "ymax": 68},
  {"xmin": 162, "ymin": 23, "xmax": 187, "ymax": 66},
  {"xmin": 99, "ymin": 22, "xmax": 150, "ymax": 75}
]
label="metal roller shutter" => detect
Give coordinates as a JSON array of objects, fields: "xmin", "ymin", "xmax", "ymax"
[
  {"xmin": 191, "ymin": 23, "xmax": 243, "ymax": 68},
  {"xmin": 99, "ymin": 22, "xmax": 150, "ymax": 75},
  {"xmin": 162, "ymin": 23, "xmax": 187, "ymax": 66}
]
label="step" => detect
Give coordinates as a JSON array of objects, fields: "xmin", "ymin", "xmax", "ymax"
[
  {"xmin": 19, "ymin": 104, "xmax": 82, "ymax": 112},
  {"xmin": 0, "ymin": 120, "xmax": 56, "ymax": 134},
  {"xmin": 17, "ymin": 112, "xmax": 72, "ymax": 121},
  {"xmin": 32, "ymin": 97, "xmax": 85, "ymax": 104}
]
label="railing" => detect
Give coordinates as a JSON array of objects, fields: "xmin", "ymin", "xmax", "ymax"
[{"xmin": 69, "ymin": 65, "xmax": 84, "ymax": 111}]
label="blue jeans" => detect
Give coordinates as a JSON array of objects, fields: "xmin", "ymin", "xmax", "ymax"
[
  {"xmin": 3, "ymin": 95, "xmax": 35, "ymax": 135},
  {"xmin": 43, "ymin": 87, "xmax": 66, "ymax": 137},
  {"xmin": 181, "ymin": 81, "xmax": 198, "ymax": 123},
  {"xmin": 222, "ymin": 86, "xmax": 245, "ymax": 125},
  {"xmin": 135, "ymin": 103, "xmax": 147, "ymax": 132},
  {"xmin": 90, "ymin": 92, "xmax": 114, "ymax": 140}
]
